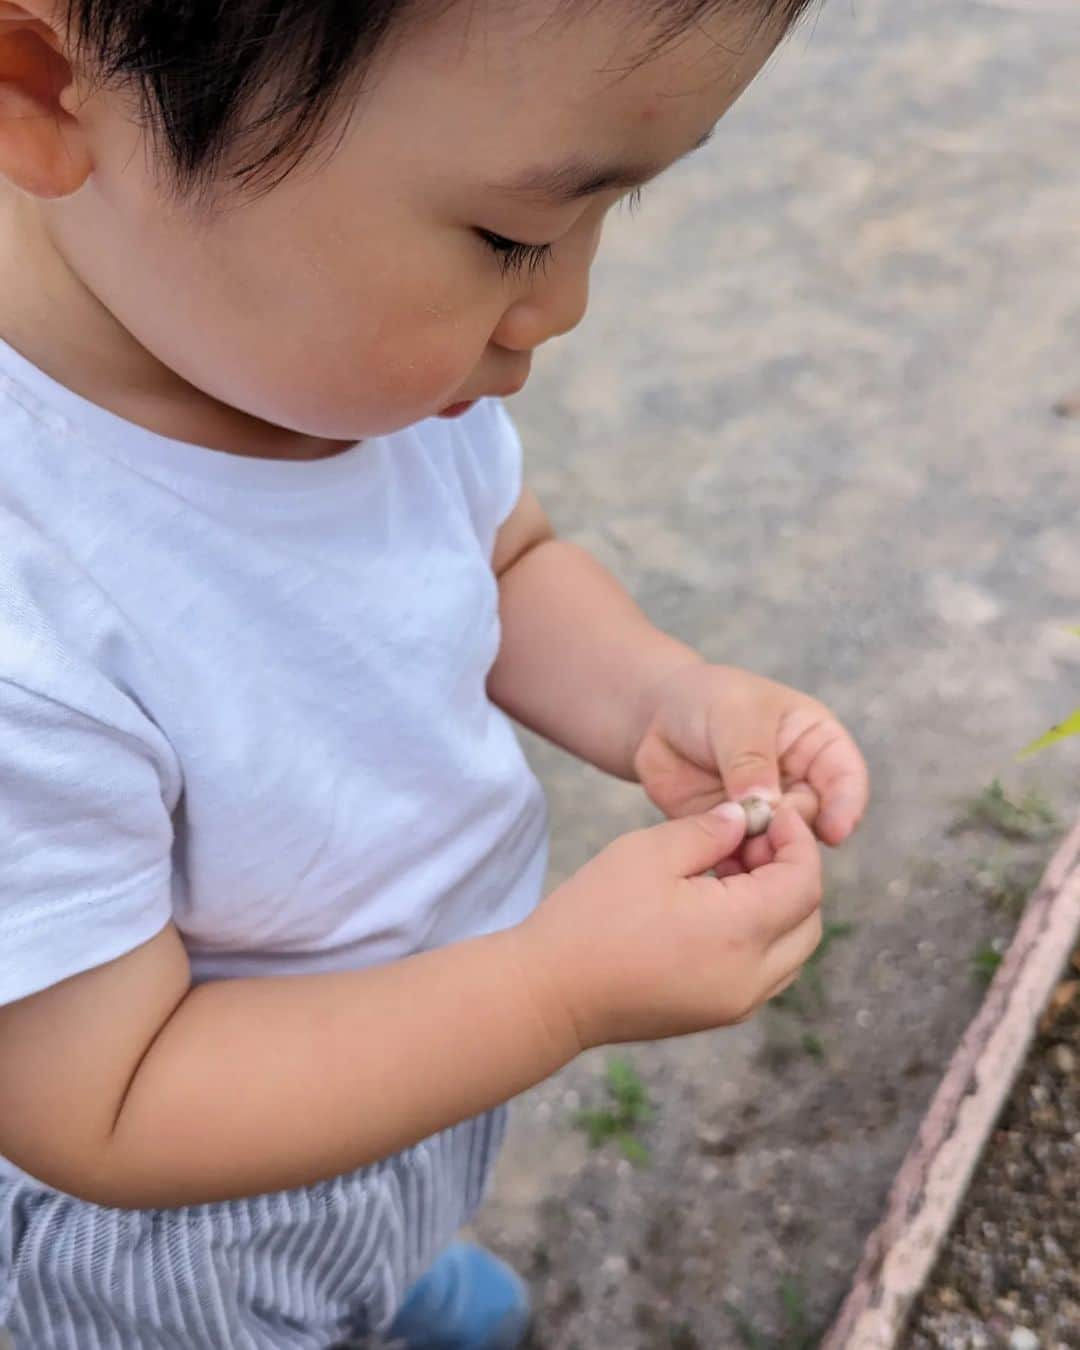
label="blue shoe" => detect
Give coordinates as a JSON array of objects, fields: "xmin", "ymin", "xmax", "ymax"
[{"xmin": 386, "ymin": 1241, "xmax": 531, "ymax": 1350}]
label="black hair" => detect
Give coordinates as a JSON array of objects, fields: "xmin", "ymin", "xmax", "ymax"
[{"xmin": 66, "ymin": 0, "xmax": 818, "ymax": 194}]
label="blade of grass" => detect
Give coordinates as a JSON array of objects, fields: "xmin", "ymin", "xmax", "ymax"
[{"xmin": 1018, "ymin": 708, "xmax": 1080, "ymax": 758}]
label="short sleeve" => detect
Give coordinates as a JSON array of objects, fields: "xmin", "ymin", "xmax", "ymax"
[
  {"xmin": 446, "ymin": 398, "xmax": 525, "ymax": 558},
  {"xmin": 0, "ymin": 677, "xmax": 174, "ymax": 1005},
  {"xmin": 480, "ymin": 399, "xmax": 525, "ymax": 530}
]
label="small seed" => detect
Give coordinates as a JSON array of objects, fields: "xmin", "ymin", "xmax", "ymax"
[{"xmin": 741, "ymin": 796, "xmax": 774, "ymax": 837}]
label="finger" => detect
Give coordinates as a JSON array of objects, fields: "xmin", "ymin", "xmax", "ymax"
[
  {"xmin": 739, "ymin": 784, "xmax": 819, "ymax": 871},
  {"xmin": 780, "ymin": 720, "xmax": 870, "ymax": 845},
  {"xmin": 782, "ymin": 781, "xmax": 821, "ymax": 827},
  {"xmin": 647, "ymin": 801, "xmax": 748, "ymax": 878},
  {"xmin": 767, "ymin": 971, "xmax": 800, "ymax": 1001},
  {"xmin": 762, "ymin": 907, "xmax": 823, "ymax": 989},
  {"xmin": 708, "ymin": 710, "xmax": 784, "ymax": 814},
  {"xmin": 712, "ymin": 858, "xmax": 746, "ymax": 879},
  {"xmin": 731, "ymin": 968, "xmax": 799, "ymax": 1024},
  {"xmin": 740, "ymin": 833, "xmax": 774, "ymax": 872},
  {"xmin": 729, "ymin": 914, "xmax": 822, "ymax": 1023},
  {"xmin": 716, "ymin": 806, "xmax": 822, "ymax": 937}
]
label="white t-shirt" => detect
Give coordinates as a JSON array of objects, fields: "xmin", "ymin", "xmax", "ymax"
[{"xmin": 0, "ymin": 337, "xmax": 548, "ymax": 1013}]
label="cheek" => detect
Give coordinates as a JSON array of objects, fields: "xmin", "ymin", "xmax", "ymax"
[
  {"xmin": 77, "ymin": 116, "xmax": 501, "ymax": 434},
  {"xmin": 102, "ymin": 189, "xmax": 492, "ymax": 435},
  {"xmin": 315, "ymin": 306, "xmax": 488, "ymax": 432},
  {"xmin": 307, "ymin": 262, "xmax": 499, "ymax": 421},
  {"xmin": 241, "ymin": 191, "xmax": 498, "ymax": 430}
]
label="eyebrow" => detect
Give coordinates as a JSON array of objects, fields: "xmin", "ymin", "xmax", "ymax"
[{"xmin": 492, "ymin": 125, "xmax": 717, "ymax": 205}]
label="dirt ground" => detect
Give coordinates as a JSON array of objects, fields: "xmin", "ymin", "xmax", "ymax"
[
  {"xmin": 459, "ymin": 1, "xmax": 1080, "ymax": 1347},
  {"xmin": 906, "ymin": 947, "xmax": 1080, "ymax": 1350}
]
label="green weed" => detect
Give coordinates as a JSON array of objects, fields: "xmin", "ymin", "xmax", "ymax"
[
  {"xmin": 800, "ymin": 1032, "xmax": 826, "ymax": 1061},
  {"xmin": 573, "ymin": 1057, "xmax": 653, "ymax": 1166},
  {"xmin": 726, "ymin": 1276, "xmax": 817, "ymax": 1350},
  {"xmin": 971, "ymin": 853, "xmax": 1044, "ymax": 915},
  {"xmin": 950, "ymin": 779, "xmax": 1059, "ymax": 842},
  {"xmin": 971, "ymin": 942, "xmax": 1003, "ymax": 986}
]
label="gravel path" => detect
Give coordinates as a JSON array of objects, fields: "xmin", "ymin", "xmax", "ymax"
[{"xmin": 907, "ymin": 948, "xmax": 1080, "ymax": 1350}]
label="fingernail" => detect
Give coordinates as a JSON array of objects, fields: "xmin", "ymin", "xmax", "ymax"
[
  {"xmin": 710, "ymin": 801, "xmax": 746, "ymax": 823},
  {"xmin": 821, "ymin": 801, "xmax": 854, "ymax": 835}
]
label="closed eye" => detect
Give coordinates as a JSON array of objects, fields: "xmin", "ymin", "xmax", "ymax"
[{"xmin": 476, "ymin": 229, "xmax": 554, "ymax": 278}]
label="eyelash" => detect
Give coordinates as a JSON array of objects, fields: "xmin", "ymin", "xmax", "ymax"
[
  {"xmin": 477, "ymin": 186, "xmax": 647, "ymax": 278},
  {"xmin": 477, "ymin": 230, "xmax": 554, "ymax": 279}
]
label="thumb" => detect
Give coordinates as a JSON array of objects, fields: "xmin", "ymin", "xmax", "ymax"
[{"xmin": 646, "ymin": 801, "xmax": 748, "ymax": 878}]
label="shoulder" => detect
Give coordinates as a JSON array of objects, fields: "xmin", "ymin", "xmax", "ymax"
[
  {"xmin": 404, "ymin": 400, "xmax": 524, "ymax": 555},
  {"xmin": 0, "ymin": 499, "xmax": 178, "ymax": 787}
]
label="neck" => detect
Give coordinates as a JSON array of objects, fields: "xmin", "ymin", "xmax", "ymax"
[{"xmin": 0, "ymin": 188, "xmax": 353, "ymax": 461}]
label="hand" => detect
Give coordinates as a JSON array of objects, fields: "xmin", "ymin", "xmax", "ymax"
[
  {"xmin": 517, "ymin": 802, "xmax": 822, "ymax": 1051},
  {"xmin": 631, "ymin": 662, "xmax": 869, "ymax": 871}
]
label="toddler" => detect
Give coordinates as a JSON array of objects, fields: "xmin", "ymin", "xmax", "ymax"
[{"xmin": 0, "ymin": 1, "xmax": 869, "ymax": 1346}]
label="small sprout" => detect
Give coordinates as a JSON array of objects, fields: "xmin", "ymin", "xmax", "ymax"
[
  {"xmin": 971, "ymin": 942, "xmax": 1004, "ymax": 986},
  {"xmin": 572, "ymin": 1057, "xmax": 654, "ymax": 1166},
  {"xmin": 741, "ymin": 796, "xmax": 775, "ymax": 838},
  {"xmin": 949, "ymin": 779, "xmax": 1060, "ymax": 842},
  {"xmin": 615, "ymin": 1132, "xmax": 651, "ymax": 1166},
  {"xmin": 726, "ymin": 1274, "xmax": 816, "ymax": 1350},
  {"xmin": 971, "ymin": 854, "xmax": 1044, "ymax": 915}
]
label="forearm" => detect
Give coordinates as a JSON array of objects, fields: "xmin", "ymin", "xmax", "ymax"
[
  {"xmin": 489, "ymin": 537, "xmax": 702, "ymax": 778},
  {"xmin": 4, "ymin": 924, "xmax": 574, "ymax": 1209}
]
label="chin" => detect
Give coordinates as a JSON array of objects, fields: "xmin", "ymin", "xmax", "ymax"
[{"xmin": 252, "ymin": 393, "xmax": 436, "ymax": 442}]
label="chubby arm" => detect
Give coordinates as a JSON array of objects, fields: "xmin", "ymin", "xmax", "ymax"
[
  {"xmin": 0, "ymin": 919, "xmax": 576, "ymax": 1208},
  {"xmin": 489, "ymin": 489, "xmax": 702, "ymax": 780}
]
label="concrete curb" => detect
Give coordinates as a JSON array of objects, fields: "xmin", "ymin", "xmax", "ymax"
[{"xmin": 820, "ymin": 816, "xmax": 1080, "ymax": 1350}]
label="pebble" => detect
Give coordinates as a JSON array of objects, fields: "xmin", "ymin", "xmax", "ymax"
[
  {"xmin": 741, "ymin": 796, "xmax": 774, "ymax": 837},
  {"xmin": 1008, "ymin": 1328, "xmax": 1039, "ymax": 1350},
  {"xmin": 695, "ymin": 1124, "xmax": 725, "ymax": 1151},
  {"xmin": 856, "ymin": 1008, "xmax": 873, "ymax": 1028},
  {"xmin": 602, "ymin": 1255, "xmax": 628, "ymax": 1281},
  {"xmin": 918, "ymin": 939, "xmax": 937, "ymax": 959},
  {"xmin": 1049, "ymin": 1044, "xmax": 1075, "ymax": 1075}
]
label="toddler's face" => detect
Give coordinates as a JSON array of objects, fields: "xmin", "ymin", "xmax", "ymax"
[{"xmin": 53, "ymin": 2, "xmax": 779, "ymax": 440}]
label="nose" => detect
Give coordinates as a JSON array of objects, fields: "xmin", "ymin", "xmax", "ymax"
[{"xmin": 492, "ymin": 218, "xmax": 600, "ymax": 353}]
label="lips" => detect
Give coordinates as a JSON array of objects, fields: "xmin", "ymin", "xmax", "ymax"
[{"xmin": 438, "ymin": 370, "xmax": 530, "ymax": 418}]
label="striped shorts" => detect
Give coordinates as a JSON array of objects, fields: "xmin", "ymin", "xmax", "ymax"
[{"xmin": 0, "ymin": 1106, "xmax": 507, "ymax": 1350}]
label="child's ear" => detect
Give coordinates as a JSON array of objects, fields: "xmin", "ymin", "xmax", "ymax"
[{"xmin": 0, "ymin": 1, "xmax": 91, "ymax": 197}]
